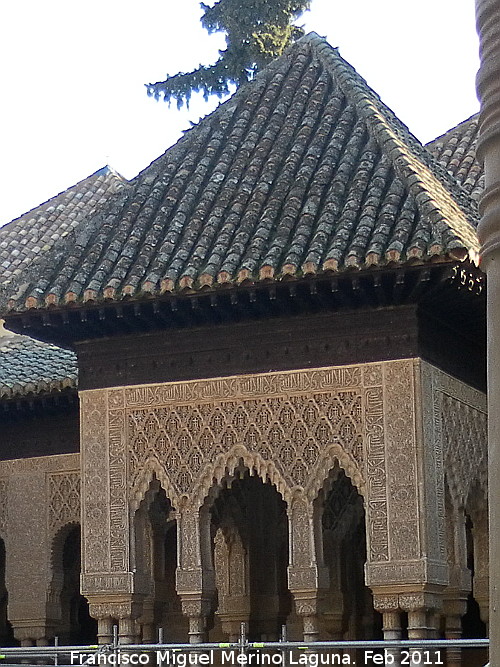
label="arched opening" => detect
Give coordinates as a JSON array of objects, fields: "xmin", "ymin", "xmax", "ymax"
[
  {"xmin": 206, "ymin": 465, "xmax": 290, "ymax": 641},
  {"xmin": 317, "ymin": 465, "xmax": 381, "ymax": 642},
  {"xmin": 0, "ymin": 538, "xmax": 14, "ymax": 645},
  {"xmin": 133, "ymin": 478, "xmax": 187, "ymax": 642},
  {"xmin": 59, "ymin": 526, "xmax": 97, "ymax": 644}
]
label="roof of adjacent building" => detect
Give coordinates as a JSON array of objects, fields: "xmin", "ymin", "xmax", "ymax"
[
  {"xmin": 0, "ymin": 166, "xmax": 127, "ymax": 287},
  {"xmin": 0, "ymin": 323, "xmax": 77, "ymax": 399},
  {"xmin": 426, "ymin": 114, "xmax": 483, "ymax": 203},
  {"xmin": 0, "ymin": 32, "xmax": 480, "ymax": 314}
]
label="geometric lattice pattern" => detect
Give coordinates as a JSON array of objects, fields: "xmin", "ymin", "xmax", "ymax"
[
  {"xmin": 442, "ymin": 393, "xmax": 487, "ymax": 507},
  {"xmin": 48, "ymin": 472, "xmax": 80, "ymax": 531},
  {"xmin": 128, "ymin": 390, "xmax": 363, "ymax": 495}
]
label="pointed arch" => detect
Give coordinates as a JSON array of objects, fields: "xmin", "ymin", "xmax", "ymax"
[
  {"xmin": 308, "ymin": 444, "xmax": 365, "ymax": 503},
  {"xmin": 206, "ymin": 466, "xmax": 289, "ymax": 640},
  {"xmin": 192, "ymin": 445, "xmax": 292, "ymax": 508},
  {"xmin": 130, "ymin": 456, "xmax": 180, "ymax": 512}
]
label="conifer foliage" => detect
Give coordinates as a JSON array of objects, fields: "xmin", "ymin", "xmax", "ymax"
[{"xmin": 146, "ymin": 0, "xmax": 310, "ymax": 108}]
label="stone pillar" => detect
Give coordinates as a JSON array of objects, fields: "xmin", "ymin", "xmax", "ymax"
[
  {"xmin": 373, "ymin": 596, "xmax": 402, "ymax": 667},
  {"xmin": 400, "ymin": 593, "xmax": 440, "ymax": 640},
  {"xmin": 401, "ymin": 593, "xmax": 441, "ymax": 667},
  {"xmin": 176, "ymin": 505, "xmax": 215, "ymax": 643},
  {"xmin": 97, "ymin": 616, "xmax": 114, "ymax": 645},
  {"xmin": 320, "ymin": 537, "xmax": 344, "ymax": 640},
  {"xmin": 287, "ymin": 495, "xmax": 328, "ymax": 642},
  {"xmin": 5, "ymin": 467, "xmax": 59, "ymax": 646},
  {"xmin": 443, "ymin": 595, "xmax": 468, "ymax": 667},
  {"xmin": 119, "ymin": 616, "xmax": 138, "ymax": 645},
  {"xmin": 476, "ymin": 0, "xmax": 500, "ymax": 662},
  {"xmin": 138, "ymin": 599, "xmax": 156, "ymax": 643}
]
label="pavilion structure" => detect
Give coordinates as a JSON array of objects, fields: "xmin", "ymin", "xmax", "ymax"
[{"xmin": 0, "ymin": 33, "xmax": 489, "ymax": 665}]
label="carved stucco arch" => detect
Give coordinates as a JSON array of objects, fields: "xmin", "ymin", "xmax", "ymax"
[
  {"xmin": 50, "ymin": 521, "xmax": 80, "ymax": 573},
  {"xmin": 445, "ymin": 449, "xmax": 487, "ymax": 512},
  {"xmin": 137, "ymin": 441, "xmax": 365, "ymax": 512},
  {"xmin": 48, "ymin": 521, "xmax": 81, "ymax": 608},
  {"xmin": 306, "ymin": 444, "xmax": 365, "ymax": 502},
  {"xmin": 48, "ymin": 471, "xmax": 81, "ymax": 538},
  {"xmin": 130, "ymin": 457, "xmax": 180, "ymax": 512},
  {"xmin": 191, "ymin": 445, "xmax": 291, "ymax": 508}
]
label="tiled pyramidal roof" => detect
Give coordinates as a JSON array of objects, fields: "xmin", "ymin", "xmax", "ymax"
[
  {"xmin": 426, "ymin": 114, "xmax": 483, "ymax": 203},
  {"xmin": 0, "ymin": 325, "xmax": 77, "ymax": 399},
  {"xmin": 0, "ymin": 167, "xmax": 128, "ymax": 287},
  {"xmin": 0, "ymin": 169, "xmax": 125, "ymax": 398},
  {"xmin": 1, "ymin": 33, "xmax": 480, "ymax": 312}
]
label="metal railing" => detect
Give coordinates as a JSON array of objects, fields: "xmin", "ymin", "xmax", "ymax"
[{"xmin": 0, "ymin": 625, "xmax": 489, "ymax": 667}]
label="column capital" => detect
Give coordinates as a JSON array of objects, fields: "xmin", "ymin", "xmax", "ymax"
[
  {"xmin": 399, "ymin": 592, "xmax": 442, "ymax": 613},
  {"xmin": 87, "ymin": 594, "xmax": 144, "ymax": 621},
  {"xmin": 372, "ymin": 594, "xmax": 400, "ymax": 613},
  {"xmin": 371, "ymin": 588, "xmax": 444, "ymax": 614}
]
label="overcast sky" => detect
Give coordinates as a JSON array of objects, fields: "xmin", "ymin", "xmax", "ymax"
[{"xmin": 0, "ymin": 0, "xmax": 479, "ymax": 226}]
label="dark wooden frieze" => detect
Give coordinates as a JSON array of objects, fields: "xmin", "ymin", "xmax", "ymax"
[{"xmin": 0, "ymin": 397, "xmax": 79, "ymax": 459}]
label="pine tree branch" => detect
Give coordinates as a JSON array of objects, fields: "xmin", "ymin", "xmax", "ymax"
[{"xmin": 146, "ymin": 0, "xmax": 310, "ymax": 108}]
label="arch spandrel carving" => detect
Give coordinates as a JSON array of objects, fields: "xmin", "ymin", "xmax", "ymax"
[
  {"xmin": 130, "ymin": 457, "xmax": 180, "ymax": 512},
  {"xmin": 125, "ymin": 380, "xmax": 367, "ymax": 505},
  {"xmin": 48, "ymin": 472, "xmax": 80, "ymax": 535}
]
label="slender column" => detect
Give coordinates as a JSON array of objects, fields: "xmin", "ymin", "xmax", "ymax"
[
  {"xmin": 287, "ymin": 495, "xmax": 328, "ymax": 642},
  {"xmin": 97, "ymin": 616, "xmax": 113, "ymax": 645},
  {"xmin": 320, "ymin": 536, "xmax": 344, "ymax": 639},
  {"xmin": 119, "ymin": 617, "xmax": 138, "ymax": 645},
  {"xmin": 373, "ymin": 596, "xmax": 402, "ymax": 667},
  {"xmin": 20, "ymin": 639, "xmax": 34, "ymax": 647},
  {"xmin": 383, "ymin": 611, "xmax": 402, "ymax": 642},
  {"xmin": 214, "ymin": 526, "xmax": 250, "ymax": 642},
  {"xmin": 176, "ymin": 505, "xmax": 215, "ymax": 643},
  {"xmin": 444, "ymin": 597, "xmax": 468, "ymax": 667},
  {"xmin": 400, "ymin": 594, "xmax": 441, "ymax": 667},
  {"xmin": 476, "ymin": 0, "xmax": 500, "ymax": 662},
  {"xmin": 138, "ymin": 598, "xmax": 156, "ymax": 643},
  {"xmin": 442, "ymin": 502, "xmax": 471, "ymax": 665},
  {"xmin": 428, "ymin": 611, "xmax": 440, "ymax": 639},
  {"xmin": 475, "ymin": 575, "xmax": 490, "ymax": 631}
]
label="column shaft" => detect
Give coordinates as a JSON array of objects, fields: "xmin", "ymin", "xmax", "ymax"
[{"xmin": 476, "ymin": 0, "xmax": 500, "ymax": 663}]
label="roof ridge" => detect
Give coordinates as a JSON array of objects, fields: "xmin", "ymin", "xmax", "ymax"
[{"xmin": 307, "ymin": 35, "xmax": 479, "ymax": 258}]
